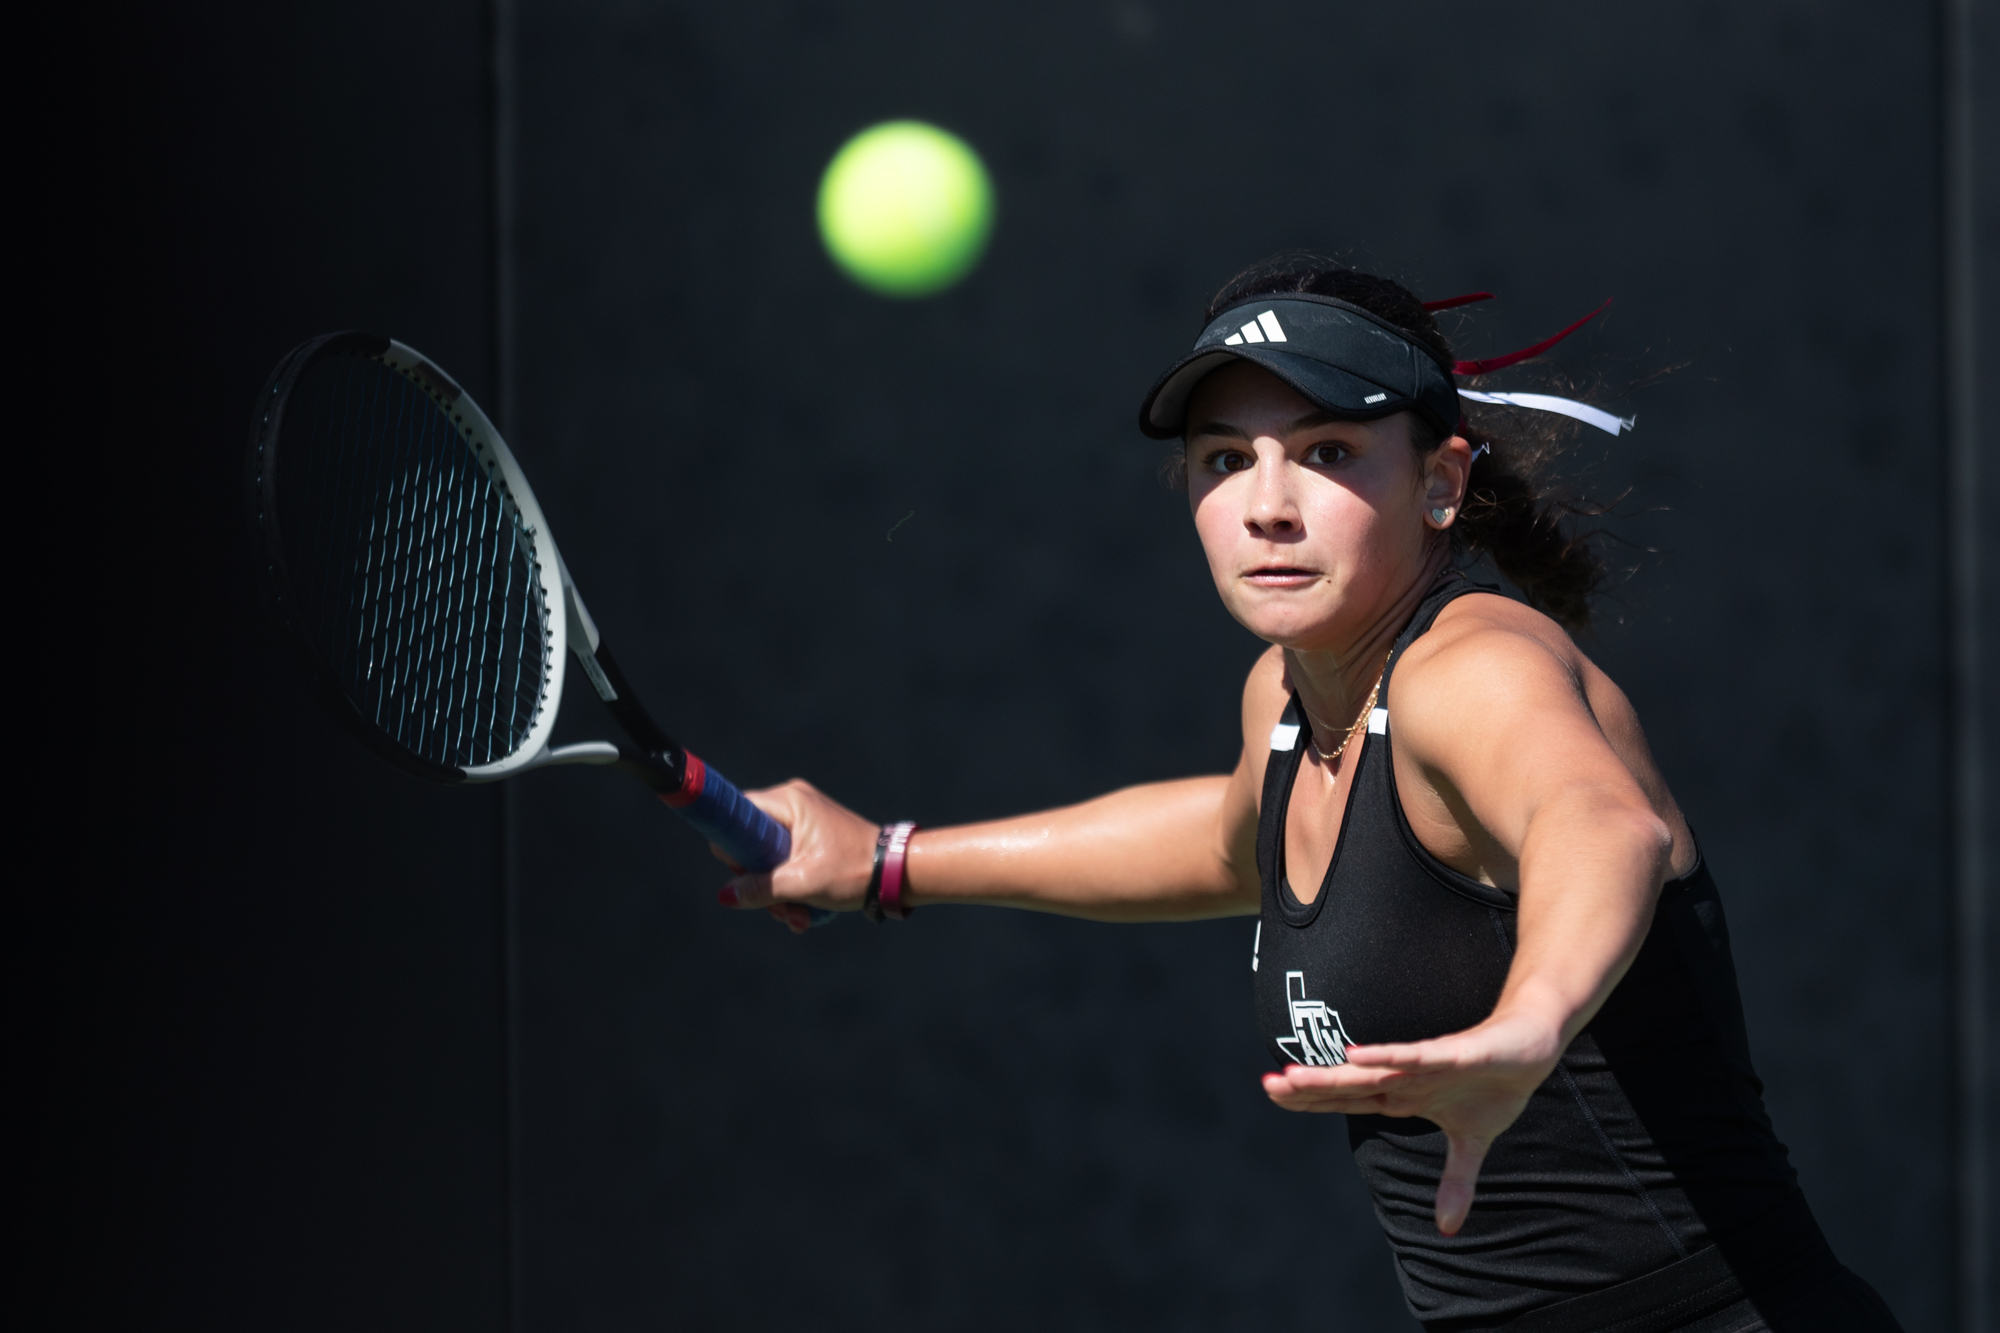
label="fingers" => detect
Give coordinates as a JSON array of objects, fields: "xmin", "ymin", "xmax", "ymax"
[
  {"xmin": 1345, "ymin": 1025, "xmax": 1556, "ymax": 1079},
  {"xmin": 765, "ymin": 903, "xmax": 811, "ymax": 934},
  {"xmin": 1349, "ymin": 1013, "xmax": 1564, "ymax": 1072},
  {"xmin": 737, "ymin": 783, "xmax": 789, "ymax": 815},
  {"xmin": 719, "ymin": 872, "xmax": 774, "ymax": 909},
  {"xmin": 1435, "ymin": 1132, "xmax": 1491, "ymax": 1236},
  {"xmin": 715, "ymin": 881, "xmax": 810, "ymax": 933},
  {"xmin": 1344, "ymin": 1038, "xmax": 1467, "ymax": 1070},
  {"xmin": 1261, "ymin": 1073, "xmax": 1497, "ymax": 1236},
  {"xmin": 717, "ymin": 872, "xmax": 815, "ymax": 934},
  {"xmin": 710, "ymin": 779, "xmax": 881, "ymax": 917},
  {"xmin": 1261, "ymin": 1064, "xmax": 1404, "ymax": 1113}
]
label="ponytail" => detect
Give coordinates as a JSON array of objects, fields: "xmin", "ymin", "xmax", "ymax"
[{"xmin": 1434, "ymin": 416, "xmax": 1605, "ymax": 630}]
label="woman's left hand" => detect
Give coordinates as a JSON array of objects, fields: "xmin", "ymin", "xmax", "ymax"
[{"xmin": 1260, "ymin": 1010, "xmax": 1563, "ymax": 1236}]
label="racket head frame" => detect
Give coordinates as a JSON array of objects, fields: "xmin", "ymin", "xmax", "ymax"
[
  {"xmin": 247, "ymin": 332, "xmax": 808, "ymax": 898},
  {"xmin": 247, "ymin": 331, "xmax": 571, "ymax": 784}
]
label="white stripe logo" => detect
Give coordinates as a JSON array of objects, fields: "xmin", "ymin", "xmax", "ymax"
[{"xmin": 1224, "ymin": 310, "xmax": 1288, "ymax": 346}]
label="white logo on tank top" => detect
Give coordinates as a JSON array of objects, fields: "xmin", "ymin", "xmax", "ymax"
[{"xmin": 1276, "ymin": 971, "xmax": 1352, "ymax": 1066}]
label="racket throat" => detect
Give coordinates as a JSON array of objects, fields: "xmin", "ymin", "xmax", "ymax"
[
  {"xmin": 557, "ymin": 551, "xmax": 683, "ymax": 760},
  {"xmin": 615, "ymin": 745, "xmax": 691, "ymax": 796},
  {"xmin": 513, "ymin": 739, "xmax": 690, "ymax": 796},
  {"xmin": 560, "ymin": 559, "xmax": 624, "ymax": 704},
  {"xmin": 576, "ymin": 647, "xmax": 619, "ymax": 702}
]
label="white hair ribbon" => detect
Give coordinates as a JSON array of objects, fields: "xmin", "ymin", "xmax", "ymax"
[{"xmin": 1457, "ymin": 390, "xmax": 1635, "ymax": 437}]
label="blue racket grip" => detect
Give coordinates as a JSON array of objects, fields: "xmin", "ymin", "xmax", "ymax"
[{"xmin": 664, "ymin": 753, "xmax": 836, "ymax": 927}]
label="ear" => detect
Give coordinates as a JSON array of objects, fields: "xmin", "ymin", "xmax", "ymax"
[{"xmin": 1422, "ymin": 435, "xmax": 1473, "ymax": 530}]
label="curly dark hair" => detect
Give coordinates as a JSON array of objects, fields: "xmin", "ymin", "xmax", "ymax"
[{"xmin": 1168, "ymin": 252, "xmax": 1612, "ymax": 630}]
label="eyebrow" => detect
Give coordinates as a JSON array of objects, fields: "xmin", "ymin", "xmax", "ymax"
[{"xmin": 1187, "ymin": 409, "xmax": 1346, "ymax": 440}]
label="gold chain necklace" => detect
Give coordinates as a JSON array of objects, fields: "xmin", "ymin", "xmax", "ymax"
[{"xmin": 1300, "ymin": 664, "xmax": 1387, "ymax": 767}]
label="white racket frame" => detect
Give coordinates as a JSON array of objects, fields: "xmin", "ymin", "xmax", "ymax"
[{"xmin": 376, "ymin": 339, "xmax": 625, "ymax": 781}]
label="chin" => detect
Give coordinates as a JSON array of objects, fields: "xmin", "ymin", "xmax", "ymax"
[{"xmin": 1230, "ymin": 601, "xmax": 1337, "ymax": 649}]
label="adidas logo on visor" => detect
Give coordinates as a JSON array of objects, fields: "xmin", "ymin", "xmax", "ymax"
[{"xmin": 1223, "ymin": 310, "xmax": 1288, "ymax": 346}]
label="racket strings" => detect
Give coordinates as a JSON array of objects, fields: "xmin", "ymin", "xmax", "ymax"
[{"xmin": 282, "ymin": 355, "xmax": 550, "ymax": 768}]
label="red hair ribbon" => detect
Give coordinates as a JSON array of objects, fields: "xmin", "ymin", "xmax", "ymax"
[
  {"xmin": 1452, "ymin": 299, "xmax": 1612, "ymax": 377},
  {"xmin": 1421, "ymin": 291, "xmax": 1496, "ymax": 312}
]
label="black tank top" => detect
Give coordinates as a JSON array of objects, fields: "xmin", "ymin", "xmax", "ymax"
[{"xmin": 1250, "ymin": 574, "xmax": 1862, "ymax": 1332}]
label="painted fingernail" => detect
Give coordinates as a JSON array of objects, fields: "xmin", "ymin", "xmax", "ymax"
[{"xmin": 717, "ymin": 885, "xmax": 738, "ymax": 906}]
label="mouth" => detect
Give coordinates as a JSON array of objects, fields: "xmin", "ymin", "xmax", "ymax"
[{"xmin": 1242, "ymin": 566, "xmax": 1321, "ymax": 587}]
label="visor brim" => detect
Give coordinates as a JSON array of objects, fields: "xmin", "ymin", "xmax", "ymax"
[{"xmin": 1138, "ymin": 347, "xmax": 1423, "ymax": 440}]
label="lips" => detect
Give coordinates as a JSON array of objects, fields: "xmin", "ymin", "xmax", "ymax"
[{"xmin": 1244, "ymin": 566, "xmax": 1320, "ymax": 585}]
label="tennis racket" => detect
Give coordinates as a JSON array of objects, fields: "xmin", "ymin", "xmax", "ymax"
[{"xmin": 246, "ymin": 331, "xmax": 831, "ymax": 925}]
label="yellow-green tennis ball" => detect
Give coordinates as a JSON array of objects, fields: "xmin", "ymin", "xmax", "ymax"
[{"xmin": 817, "ymin": 121, "xmax": 994, "ymax": 298}]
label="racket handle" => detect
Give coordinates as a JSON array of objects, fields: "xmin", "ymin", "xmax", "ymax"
[{"xmin": 662, "ymin": 753, "xmax": 835, "ymax": 928}]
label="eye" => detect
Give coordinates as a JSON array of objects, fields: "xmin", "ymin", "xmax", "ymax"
[
  {"xmin": 1202, "ymin": 449, "xmax": 1252, "ymax": 475},
  {"xmin": 1307, "ymin": 442, "xmax": 1349, "ymax": 467}
]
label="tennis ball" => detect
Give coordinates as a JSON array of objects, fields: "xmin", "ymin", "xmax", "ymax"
[{"xmin": 816, "ymin": 121, "xmax": 994, "ymax": 297}]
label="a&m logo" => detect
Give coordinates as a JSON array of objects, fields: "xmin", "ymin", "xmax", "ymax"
[{"xmin": 1276, "ymin": 970, "xmax": 1352, "ymax": 1067}]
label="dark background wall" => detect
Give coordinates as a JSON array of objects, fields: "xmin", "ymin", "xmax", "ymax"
[
  {"xmin": 95, "ymin": 2, "xmax": 1996, "ymax": 1330},
  {"xmin": 96, "ymin": 7, "xmax": 510, "ymax": 1328}
]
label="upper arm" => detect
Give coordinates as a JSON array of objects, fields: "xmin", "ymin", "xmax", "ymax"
[
  {"xmin": 1389, "ymin": 606, "xmax": 1669, "ymax": 867},
  {"xmin": 1215, "ymin": 646, "xmax": 1288, "ymax": 901}
]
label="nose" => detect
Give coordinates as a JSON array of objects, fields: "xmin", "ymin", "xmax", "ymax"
[{"xmin": 1244, "ymin": 443, "xmax": 1300, "ymax": 538}]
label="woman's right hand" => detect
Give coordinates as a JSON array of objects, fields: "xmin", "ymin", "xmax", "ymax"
[{"xmin": 714, "ymin": 779, "xmax": 882, "ymax": 934}]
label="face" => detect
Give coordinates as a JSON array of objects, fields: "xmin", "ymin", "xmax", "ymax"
[{"xmin": 1183, "ymin": 361, "xmax": 1467, "ymax": 653}]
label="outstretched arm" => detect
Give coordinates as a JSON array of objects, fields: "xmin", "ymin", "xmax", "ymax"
[
  {"xmin": 721, "ymin": 650, "xmax": 1291, "ymax": 930},
  {"xmin": 723, "ymin": 773, "xmax": 1258, "ymax": 928},
  {"xmin": 1261, "ymin": 604, "xmax": 1679, "ymax": 1235}
]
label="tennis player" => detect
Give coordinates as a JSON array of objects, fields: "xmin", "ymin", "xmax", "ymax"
[{"xmin": 721, "ymin": 257, "xmax": 1904, "ymax": 1332}]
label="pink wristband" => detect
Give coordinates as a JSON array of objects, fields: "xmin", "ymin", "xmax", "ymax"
[{"xmin": 878, "ymin": 821, "xmax": 919, "ymax": 920}]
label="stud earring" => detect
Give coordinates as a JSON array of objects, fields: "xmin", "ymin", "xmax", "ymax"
[{"xmin": 1430, "ymin": 506, "xmax": 1453, "ymax": 525}]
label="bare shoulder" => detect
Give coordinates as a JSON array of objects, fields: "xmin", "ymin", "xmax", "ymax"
[
  {"xmin": 1413, "ymin": 590, "xmax": 1575, "ymax": 662},
  {"xmin": 1391, "ymin": 591, "xmax": 1583, "ymax": 720},
  {"xmin": 1235, "ymin": 644, "xmax": 1290, "ymax": 795},
  {"xmin": 1389, "ymin": 588, "xmax": 1695, "ymax": 873},
  {"xmin": 1240, "ymin": 643, "xmax": 1291, "ymax": 736}
]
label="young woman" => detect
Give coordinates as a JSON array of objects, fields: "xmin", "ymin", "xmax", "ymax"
[{"xmin": 717, "ymin": 258, "xmax": 1903, "ymax": 1332}]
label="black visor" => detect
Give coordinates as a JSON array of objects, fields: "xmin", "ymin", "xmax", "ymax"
[{"xmin": 1137, "ymin": 294, "xmax": 1459, "ymax": 440}]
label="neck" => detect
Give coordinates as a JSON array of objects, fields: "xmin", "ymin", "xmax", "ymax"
[{"xmin": 1284, "ymin": 545, "xmax": 1450, "ymax": 739}]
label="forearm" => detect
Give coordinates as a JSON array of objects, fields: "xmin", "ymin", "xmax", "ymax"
[
  {"xmin": 1491, "ymin": 793, "xmax": 1674, "ymax": 1047},
  {"xmin": 903, "ymin": 776, "xmax": 1257, "ymax": 922}
]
